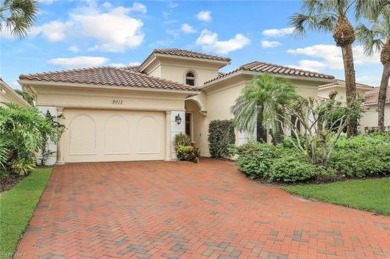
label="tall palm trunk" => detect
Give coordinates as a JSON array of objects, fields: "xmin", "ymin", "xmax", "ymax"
[
  {"xmin": 341, "ymin": 44, "xmax": 357, "ymax": 136},
  {"xmin": 378, "ymin": 43, "xmax": 390, "ymax": 132},
  {"xmin": 333, "ymin": 16, "xmax": 357, "ymax": 137}
]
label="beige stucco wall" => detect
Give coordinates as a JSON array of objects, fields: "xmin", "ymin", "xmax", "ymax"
[
  {"xmin": 360, "ymin": 104, "xmax": 390, "ymax": 132},
  {"xmin": 29, "ymin": 83, "xmax": 188, "ymax": 111},
  {"xmin": 201, "ymin": 74, "xmax": 331, "ymax": 156},
  {"xmin": 153, "ymin": 58, "xmax": 221, "ymax": 87}
]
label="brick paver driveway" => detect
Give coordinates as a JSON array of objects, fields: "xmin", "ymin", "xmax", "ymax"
[{"xmin": 16, "ymin": 159, "xmax": 390, "ymax": 258}]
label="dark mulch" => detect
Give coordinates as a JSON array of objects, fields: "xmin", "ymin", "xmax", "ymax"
[{"xmin": 0, "ymin": 173, "xmax": 25, "ymax": 192}]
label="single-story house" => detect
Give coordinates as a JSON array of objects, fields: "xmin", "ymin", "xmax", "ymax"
[
  {"xmin": 318, "ymin": 80, "xmax": 390, "ymax": 133},
  {"xmin": 0, "ymin": 77, "xmax": 30, "ymax": 108},
  {"xmin": 19, "ymin": 48, "xmax": 344, "ymax": 164}
]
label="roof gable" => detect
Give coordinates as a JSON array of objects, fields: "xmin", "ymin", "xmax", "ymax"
[{"xmin": 138, "ymin": 48, "xmax": 231, "ymax": 73}]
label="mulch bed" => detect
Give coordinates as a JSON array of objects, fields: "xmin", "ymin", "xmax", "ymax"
[{"xmin": 0, "ymin": 173, "xmax": 25, "ymax": 192}]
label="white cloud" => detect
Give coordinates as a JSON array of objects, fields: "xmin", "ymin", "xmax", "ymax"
[
  {"xmin": 353, "ymin": 45, "xmax": 380, "ymax": 65},
  {"xmin": 68, "ymin": 46, "xmax": 80, "ymax": 53},
  {"xmin": 109, "ymin": 61, "xmax": 141, "ymax": 67},
  {"xmin": 288, "ymin": 60, "xmax": 326, "ymax": 72},
  {"xmin": 129, "ymin": 61, "xmax": 141, "ymax": 66},
  {"xmin": 287, "ymin": 44, "xmax": 380, "ymax": 71},
  {"xmin": 36, "ymin": 21, "xmax": 73, "ymax": 42},
  {"xmin": 196, "ymin": 29, "xmax": 250, "ymax": 54},
  {"xmin": 48, "ymin": 56, "xmax": 108, "ymax": 68},
  {"xmin": 261, "ymin": 40, "xmax": 281, "ymax": 48},
  {"xmin": 129, "ymin": 2, "xmax": 147, "ymax": 14},
  {"xmin": 287, "ymin": 44, "xmax": 343, "ymax": 69},
  {"xmin": 196, "ymin": 11, "xmax": 212, "ymax": 22},
  {"xmin": 37, "ymin": 0, "xmax": 57, "ymax": 4},
  {"xmin": 262, "ymin": 27, "xmax": 294, "ymax": 38},
  {"xmin": 71, "ymin": 7, "xmax": 144, "ymax": 52},
  {"xmin": 102, "ymin": 2, "xmax": 112, "ymax": 8},
  {"xmin": 181, "ymin": 23, "xmax": 196, "ymax": 34}
]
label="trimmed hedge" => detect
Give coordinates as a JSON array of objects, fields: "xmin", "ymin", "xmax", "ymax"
[
  {"xmin": 208, "ymin": 120, "xmax": 235, "ymax": 158},
  {"xmin": 234, "ymin": 134, "xmax": 390, "ymax": 183}
]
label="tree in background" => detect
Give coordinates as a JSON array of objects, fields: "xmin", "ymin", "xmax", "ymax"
[
  {"xmin": 231, "ymin": 73, "xmax": 297, "ymax": 144},
  {"xmin": 356, "ymin": 6, "xmax": 390, "ymax": 132},
  {"xmin": 290, "ymin": 0, "xmax": 367, "ymax": 137},
  {"xmin": 0, "ymin": 0, "xmax": 38, "ymax": 38}
]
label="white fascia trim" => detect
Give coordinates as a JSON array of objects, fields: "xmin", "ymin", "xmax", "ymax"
[
  {"xmin": 18, "ymin": 80, "xmax": 200, "ymax": 96},
  {"xmin": 1, "ymin": 80, "xmax": 31, "ymax": 107},
  {"xmin": 139, "ymin": 55, "xmax": 157, "ymax": 72}
]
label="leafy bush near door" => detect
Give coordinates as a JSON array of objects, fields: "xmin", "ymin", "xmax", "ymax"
[
  {"xmin": 208, "ymin": 120, "xmax": 235, "ymax": 158},
  {"xmin": 173, "ymin": 133, "xmax": 200, "ymax": 163}
]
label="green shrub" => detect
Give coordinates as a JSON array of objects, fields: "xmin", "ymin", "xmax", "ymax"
[
  {"xmin": 329, "ymin": 143, "xmax": 390, "ymax": 177},
  {"xmin": 173, "ymin": 133, "xmax": 190, "ymax": 150},
  {"xmin": 268, "ymin": 155, "xmax": 318, "ymax": 182},
  {"xmin": 0, "ymin": 103, "xmax": 65, "ymax": 175},
  {"xmin": 208, "ymin": 120, "xmax": 235, "ymax": 158},
  {"xmin": 235, "ymin": 142, "xmax": 280, "ymax": 179},
  {"xmin": 176, "ymin": 143, "xmax": 200, "ymax": 163}
]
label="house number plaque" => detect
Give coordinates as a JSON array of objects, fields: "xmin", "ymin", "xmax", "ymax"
[{"xmin": 112, "ymin": 99, "xmax": 123, "ymax": 105}]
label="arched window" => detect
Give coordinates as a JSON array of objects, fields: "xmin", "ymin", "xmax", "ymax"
[{"xmin": 185, "ymin": 72, "xmax": 195, "ymax": 86}]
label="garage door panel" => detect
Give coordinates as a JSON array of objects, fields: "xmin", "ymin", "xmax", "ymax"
[
  {"xmin": 137, "ymin": 116, "xmax": 161, "ymax": 154},
  {"xmin": 104, "ymin": 115, "xmax": 130, "ymax": 155},
  {"xmin": 69, "ymin": 114, "xmax": 97, "ymax": 155},
  {"xmin": 63, "ymin": 109, "xmax": 165, "ymax": 162}
]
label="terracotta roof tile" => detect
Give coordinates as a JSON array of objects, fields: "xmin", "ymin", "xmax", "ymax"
[
  {"xmin": 364, "ymin": 88, "xmax": 390, "ymax": 105},
  {"xmin": 204, "ymin": 61, "xmax": 334, "ymax": 85},
  {"xmin": 240, "ymin": 62, "xmax": 334, "ymax": 79},
  {"xmin": 19, "ymin": 66, "xmax": 197, "ymax": 91},
  {"xmin": 152, "ymin": 48, "xmax": 231, "ymax": 62},
  {"xmin": 319, "ymin": 79, "xmax": 375, "ymax": 90}
]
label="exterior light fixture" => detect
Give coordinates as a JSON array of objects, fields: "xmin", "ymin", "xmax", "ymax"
[
  {"xmin": 175, "ymin": 114, "xmax": 182, "ymax": 125},
  {"xmin": 0, "ymin": 88, "xmax": 5, "ymax": 95},
  {"xmin": 46, "ymin": 110, "xmax": 52, "ymax": 118}
]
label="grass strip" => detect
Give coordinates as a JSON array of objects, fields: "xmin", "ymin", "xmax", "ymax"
[
  {"xmin": 0, "ymin": 168, "xmax": 52, "ymax": 258},
  {"xmin": 282, "ymin": 178, "xmax": 390, "ymax": 216}
]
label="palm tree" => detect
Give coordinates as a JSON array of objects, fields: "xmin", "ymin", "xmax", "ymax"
[
  {"xmin": 0, "ymin": 0, "xmax": 38, "ymax": 38},
  {"xmin": 356, "ymin": 6, "xmax": 390, "ymax": 132},
  {"xmin": 231, "ymin": 73, "xmax": 298, "ymax": 144},
  {"xmin": 290, "ymin": 0, "xmax": 366, "ymax": 137}
]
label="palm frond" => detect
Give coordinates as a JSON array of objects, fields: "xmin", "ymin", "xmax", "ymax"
[{"xmin": 1, "ymin": 0, "xmax": 38, "ymax": 38}]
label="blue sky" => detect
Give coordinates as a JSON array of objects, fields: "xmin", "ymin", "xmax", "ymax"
[{"xmin": 0, "ymin": 0, "xmax": 383, "ymax": 89}]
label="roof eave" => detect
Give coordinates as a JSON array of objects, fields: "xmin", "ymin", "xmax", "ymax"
[
  {"xmin": 18, "ymin": 79, "xmax": 200, "ymax": 95},
  {"xmin": 139, "ymin": 53, "xmax": 231, "ymax": 72},
  {"xmin": 201, "ymin": 70, "xmax": 334, "ymax": 90}
]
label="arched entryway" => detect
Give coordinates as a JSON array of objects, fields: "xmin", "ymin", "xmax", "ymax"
[{"xmin": 184, "ymin": 98, "xmax": 207, "ymax": 156}]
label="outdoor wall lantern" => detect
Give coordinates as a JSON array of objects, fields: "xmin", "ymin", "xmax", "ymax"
[
  {"xmin": 0, "ymin": 88, "xmax": 5, "ymax": 95},
  {"xmin": 175, "ymin": 114, "xmax": 182, "ymax": 125}
]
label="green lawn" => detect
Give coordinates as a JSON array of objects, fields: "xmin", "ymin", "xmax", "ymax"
[
  {"xmin": 282, "ymin": 178, "xmax": 390, "ymax": 216},
  {"xmin": 0, "ymin": 168, "xmax": 52, "ymax": 259}
]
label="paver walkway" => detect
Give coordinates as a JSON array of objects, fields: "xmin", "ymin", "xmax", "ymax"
[{"xmin": 16, "ymin": 159, "xmax": 390, "ymax": 259}]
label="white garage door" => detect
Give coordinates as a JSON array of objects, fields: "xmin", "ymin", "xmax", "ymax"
[{"xmin": 63, "ymin": 109, "xmax": 165, "ymax": 163}]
